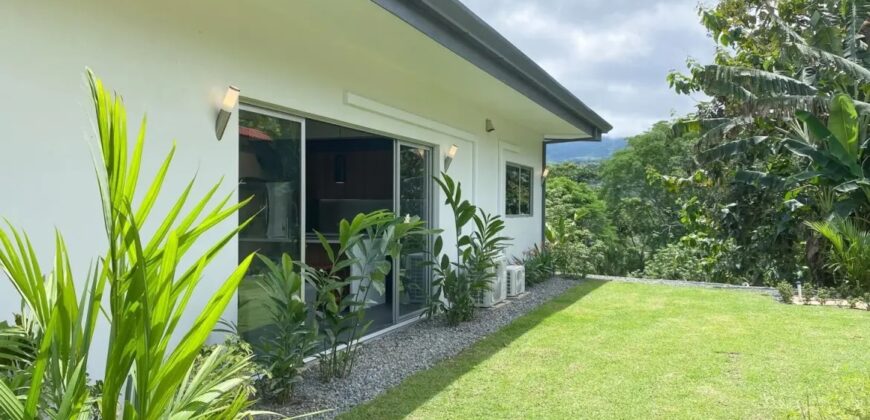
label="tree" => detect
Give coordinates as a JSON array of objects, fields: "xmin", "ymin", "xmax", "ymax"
[
  {"xmin": 545, "ymin": 176, "xmax": 614, "ymax": 241},
  {"xmin": 599, "ymin": 123, "xmax": 694, "ymax": 258}
]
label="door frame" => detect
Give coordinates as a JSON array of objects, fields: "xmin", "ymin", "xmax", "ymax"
[
  {"xmin": 393, "ymin": 140, "xmax": 436, "ymax": 323},
  {"xmin": 238, "ymin": 103, "xmax": 307, "ymax": 292}
]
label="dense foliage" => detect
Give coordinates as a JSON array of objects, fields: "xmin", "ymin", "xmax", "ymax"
[{"xmin": 539, "ymin": 0, "xmax": 870, "ymax": 304}]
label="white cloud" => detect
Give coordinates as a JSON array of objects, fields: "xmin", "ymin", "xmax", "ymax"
[{"xmin": 460, "ymin": 0, "xmax": 715, "ymax": 138}]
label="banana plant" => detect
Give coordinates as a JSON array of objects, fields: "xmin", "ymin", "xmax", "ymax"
[
  {"xmin": 0, "ymin": 69, "xmax": 260, "ymax": 419},
  {"xmin": 784, "ymin": 94, "xmax": 870, "ymax": 212}
]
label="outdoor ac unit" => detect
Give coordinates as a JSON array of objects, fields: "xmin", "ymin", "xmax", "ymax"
[
  {"xmin": 475, "ymin": 253, "xmax": 507, "ymax": 308},
  {"xmin": 506, "ymin": 265, "xmax": 526, "ymax": 297}
]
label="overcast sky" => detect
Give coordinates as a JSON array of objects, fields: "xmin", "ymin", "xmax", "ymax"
[{"xmin": 460, "ymin": 0, "xmax": 716, "ymax": 138}]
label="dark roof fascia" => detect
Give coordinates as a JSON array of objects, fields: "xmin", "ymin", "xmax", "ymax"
[
  {"xmin": 543, "ymin": 136, "xmax": 601, "ymax": 144},
  {"xmin": 371, "ymin": 0, "xmax": 613, "ymax": 136}
]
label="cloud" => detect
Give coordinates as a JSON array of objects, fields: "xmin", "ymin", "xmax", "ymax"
[{"xmin": 460, "ymin": 0, "xmax": 716, "ymax": 138}]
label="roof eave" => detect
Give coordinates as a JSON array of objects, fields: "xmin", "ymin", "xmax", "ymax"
[{"xmin": 371, "ymin": 0, "xmax": 612, "ymax": 137}]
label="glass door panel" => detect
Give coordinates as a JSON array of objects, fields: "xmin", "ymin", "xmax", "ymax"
[
  {"xmin": 237, "ymin": 108, "xmax": 303, "ymax": 344},
  {"xmin": 397, "ymin": 144, "xmax": 432, "ymax": 318}
]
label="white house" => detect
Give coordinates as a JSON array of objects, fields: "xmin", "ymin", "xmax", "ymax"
[{"xmin": 0, "ymin": 0, "xmax": 611, "ymax": 374}]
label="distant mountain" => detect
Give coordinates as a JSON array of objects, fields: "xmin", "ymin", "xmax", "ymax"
[{"xmin": 546, "ymin": 137, "xmax": 627, "ymax": 163}]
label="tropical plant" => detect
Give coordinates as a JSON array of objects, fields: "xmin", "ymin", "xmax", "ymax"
[
  {"xmin": 660, "ymin": 0, "xmax": 870, "ymax": 288},
  {"xmin": 513, "ymin": 245, "xmax": 555, "ymax": 286},
  {"xmin": 426, "ymin": 173, "xmax": 511, "ymax": 325},
  {"xmin": 0, "ymin": 70, "xmax": 261, "ymax": 419},
  {"xmin": 244, "ymin": 254, "xmax": 317, "ymax": 402},
  {"xmin": 806, "ymin": 217, "xmax": 870, "ymax": 295},
  {"xmin": 301, "ymin": 211, "xmax": 427, "ymax": 381}
]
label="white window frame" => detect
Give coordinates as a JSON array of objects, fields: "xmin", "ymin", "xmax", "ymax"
[{"xmin": 505, "ymin": 162, "xmax": 533, "ymax": 217}]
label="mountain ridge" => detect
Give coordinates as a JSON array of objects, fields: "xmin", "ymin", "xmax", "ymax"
[{"xmin": 546, "ymin": 137, "xmax": 627, "ymax": 163}]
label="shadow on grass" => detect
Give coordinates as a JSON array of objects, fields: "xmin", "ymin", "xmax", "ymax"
[{"xmin": 343, "ymin": 279, "xmax": 607, "ymax": 420}]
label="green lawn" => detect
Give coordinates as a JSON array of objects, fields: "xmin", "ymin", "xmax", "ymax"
[{"xmin": 344, "ymin": 281, "xmax": 870, "ymax": 419}]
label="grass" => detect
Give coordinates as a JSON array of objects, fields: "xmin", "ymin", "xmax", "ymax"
[{"xmin": 344, "ymin": 281, "xmax": 870, "ymax": 419}]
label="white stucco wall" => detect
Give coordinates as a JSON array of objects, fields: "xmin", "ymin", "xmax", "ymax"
[{"xmin": 0, "ymin": 0, "xmax": 547, "ymax": 375}]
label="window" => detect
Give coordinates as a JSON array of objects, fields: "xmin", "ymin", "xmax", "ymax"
[{"xmin": 505, "ymin": 163, "xmax": 532, "ymax": 216}]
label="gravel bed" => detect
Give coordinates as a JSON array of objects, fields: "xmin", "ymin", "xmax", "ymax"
[
  {"xmin": 585, "ymin": 274, "xmax": 778, "ymax": 297},
  {"xmin": 262, "ymin": 277, "xmax": 579, "ymax": 418}
]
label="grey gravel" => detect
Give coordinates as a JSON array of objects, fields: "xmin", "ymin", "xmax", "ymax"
[{"xmin": 260, "ymin": 277, "xmax": 578, "ymax": 419}]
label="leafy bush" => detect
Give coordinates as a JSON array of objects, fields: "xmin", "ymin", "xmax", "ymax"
[
  {"xmin": 244, "ymin": 254, "xmax": 317, "ymax": 402},
  {"xmin": 806, "ymin": 217, "xmax": 870, "ymax": 296},
  {"xmin": 513, "ymin": 245, "xmax": 555, "ymax": 286},
  {"xmin": 302, "ymin": 211, "xmax": 427, "ymax": 381},
  {"xmin": 802, "ymin": 285, "xmax": 816, "ymax": 305},
  {"xmin": 0, "ymin": 70, "xmax": 260, "ymax": 418},
  {"xmin": 776, "ymin": 282, "xmax": 795, "ymax": 304},
  {"xmin": 545, "ymin": 176, "xmax": 615, "ymax": 240},
  {"xmin": 427, "ymin": 174, "xmax": 510, "ymax": 325},
  {"xmin": 641, "ymin": 242, "xmax": 708, "ymax": 282}
]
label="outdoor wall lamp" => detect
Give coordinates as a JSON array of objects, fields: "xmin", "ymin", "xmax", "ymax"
[
  {"xmin": 215, "ymin": 85, "xmax": 240, "ymax": 141},
  {"xmin": 542, "ymin": 167, "xmax": 550, "ymax": 179},
  {"xmin": 485, "ymin": 118, "xmax": 495, "ymax": 133},
  {"xmin": 444, "ymin": 144, "xmax": 459, "ymax": 171}
]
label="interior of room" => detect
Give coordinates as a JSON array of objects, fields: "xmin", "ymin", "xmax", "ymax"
[{"xmin": 305, "ymin": 120, "xmax": 396, "ymax": 332}]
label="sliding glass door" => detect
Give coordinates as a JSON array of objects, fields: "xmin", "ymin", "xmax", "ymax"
[
  {"xmin": 235, "ymin": 106, "xmax": 434, "ymax": 339},
  {"xmin": 396, "ymin": 143, "xmax": 433, "ymax": 319},
  {"xmin": 237, "ymin": 107, "xmax": 304, "ymax": 344}
]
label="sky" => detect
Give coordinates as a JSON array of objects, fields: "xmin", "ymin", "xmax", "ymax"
[{"xmin": 460, "ymin": 0, "xmax": 717, "ymax": 138}]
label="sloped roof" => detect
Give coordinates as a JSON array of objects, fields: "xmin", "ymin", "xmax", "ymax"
[{"xmin": 372, "ymin": 0, "xmax": 612, "ymax": 138}]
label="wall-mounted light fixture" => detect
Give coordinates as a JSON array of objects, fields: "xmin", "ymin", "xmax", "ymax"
[
  {"xmin": 215, "ymin": 85, "xmax": 240, "ymax": 141},
  {"xmin": 485, "ymin": 118, "xmax": 495, "ymax": 133},
  {"xmin": 542, "ymin": 167, "xmax": 550, "ymax": 179},
  {"xmin": 444, "ymin": 144, "xmax": 459, "ymax": 171}
]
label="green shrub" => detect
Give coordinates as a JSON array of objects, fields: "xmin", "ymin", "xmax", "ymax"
[
  {"xmin": 817, "ymin": 287, "xmax": 832, "ymax": 306},
  {"xmin": 641, "ymin": 242, "xmax": 707, "ymax": 282},
  {"xmin": 426, "ymin": 174, "xmax": 511, "ymax": 325},
  {"xmin": 244, "ymin": 254, "xmax": 317, "ymax": 402},
  {"xmin": 803, "ymin": 285, "xmax": 816, "ymax": 305},
  {"xmin": 776, "ymin": 282, "xmax": 795, "ymax": 304},
  {"xmin": 514, "ymin": 245, "xmax": 555, "ymax": 286},
  {"xmin": 550, "ymin": 240, "xmax": 601, "ymax": 279}
]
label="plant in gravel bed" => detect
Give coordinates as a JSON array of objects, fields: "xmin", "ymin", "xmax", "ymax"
[
  {"xmin": 802, "ymin": 285, "xmax": 816, "ymax": 305},
  {"xmin": 513, "ymin": 245, "xmax": 555, "ymax": 287},
  {"xmin": 425, "ymin": 173, "xmax": 511, "ymax": 326},
  {"xmin": 301, "ymin": 211, "xmax": 428, "ymax": 381},
  {"xmin": 242, "ymin": 254, "xmax": 317, "ymax": 402},
  {"xmin": 818, "ymin": 287, "xmax": 832, "ymax": 306},
  {"xmin": 776, "ymin": 282, "xmax": 794, "ymax": 304}
]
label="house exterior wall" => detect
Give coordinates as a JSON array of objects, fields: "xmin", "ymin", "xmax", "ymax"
[{"xmin": 0, "ymin": 0, "xmax": 545, "ymax": 375}]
